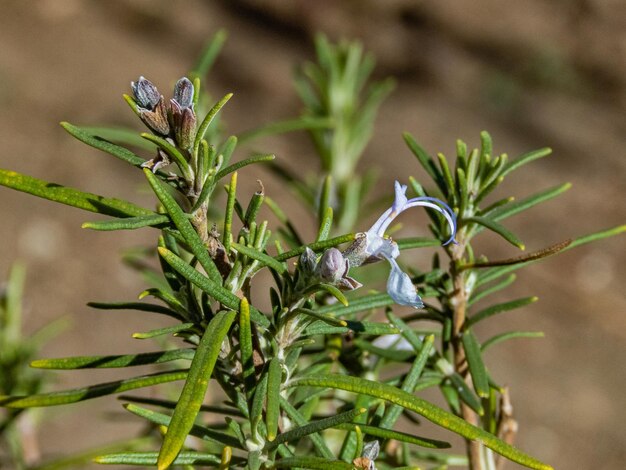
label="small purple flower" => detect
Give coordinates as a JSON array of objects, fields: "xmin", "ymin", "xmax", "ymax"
[{"xmin": 357, "ymin": 181, "xmax": 457, "ymax": 308}]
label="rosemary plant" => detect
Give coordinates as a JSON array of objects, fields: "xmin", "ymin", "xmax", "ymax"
[{"xmin": 0, "ymin": 33, "xmax": 623, "ymax": 470}]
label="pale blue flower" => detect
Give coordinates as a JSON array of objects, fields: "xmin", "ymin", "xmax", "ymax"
[{"xmin": 363, "ymin": 181, "xmax": 457, "ymax": 308}]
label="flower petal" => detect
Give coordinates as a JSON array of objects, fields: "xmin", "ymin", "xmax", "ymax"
[{"xmin": 385, "ymin": 257, "xmax": 424, "ymax": 308}]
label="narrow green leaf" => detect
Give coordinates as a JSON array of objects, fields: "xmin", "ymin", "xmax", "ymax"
[
  {"xmin": 467, "ymin": 296, "xmax": 538, "ymax": 327},
  {"xmin": 501, "ymin": 147, "xmax": 552, "ymax": 178},
  {"xmin": 118, "ymin": 395, "xmax": 244, "ymax": 417},
  {"xmin": 144, "ymin": 169, "xmax": 221, "ymax": 282},
  {"xmin": 305, "ymin": 283, "xmax": 348, "ymax": 306},
  {"xmin": 124, "ymin": 403, "xmax": 242, "ymax": 448},
  {"xmin": 288, "ymin": 375, "xmax": 552, "ymax": 470},
  {"xmin": 0, "ymin": 370, "xmax": 187, "ymax": 408},
  {"xmin": 271, "ymin": 457, "xmax": 352, "ymax": 470},
  {"xmin": 396, "ymin": 237, "xmax": 442, "ymax": 250},
  {"xmin": 95, "ymin": 451, "xmax": 222, "ymax": 466},
  {"xmin": 379, "ymin": 331, "xmax": 434, "ymax": 429},
  {"xmin": 87, "ymin": 301, "xmax": 184, "ymax": 321},
  {"xmin": 318, "ymin": 175, "xmax": 333, "ymax": 229},
  {"xmin": 313, "ymin": 293, "xmax": 395, "ymax": 318},
  {"xmin": 0, "ymin": 169, "xmax": 153, "ymax": 217},
  {"xmin": 316, "ymin": 206, "xmax": 333, "ymax": 242},
  {"xmin": 268, "ymin": 407, "xmax": 366, "ymax": 450},
  {"xmin": 274, "ymin": 234, "xmax": 355, "ymax": 261},
  {"xmin": 194, "ymin": 93, "xmax": 233, "ymax": 157},
  {"xmin": 232, "ymin": 242, "xmax": 286, "ymax": 274},
  {"xmin": 482, "ymin": 331, "xmax": 544, "ymax": 352},
  {"xmin": 250, "ymin": 373, "xmax": 268, "ymax": 443},
  {"xmin": 475, "ymin": 225, "xmax": 626, "ymax": 287},
  {"xmin": 215, "ymin": 154, "xmax": 275, "ymax": 181},
  {"xmin": 239, "ymin": 297, "xmax": 255, "ymax": 400},
  {"xmin": 490, "ymin": 183, "xmax": 571, "ymax": 222},
  {"xmin": 436, "ymin": 152, "xmax": 455, "ymax": 199},
  {"xmin": 158, "ymin": 311, "xmax": 236, "ymax": 470},
  {"xmin": 223, "ymin": 172, "xmax": 238, "ymax": 251},
  {"xmin": 469, "ymin": 274, "xmax": 516, "ymax": 305},
  {"xmin": 79, "ymin": 126, "xmax": 157, "ymax": 151},
  {"xmin": 266, "ymin": 357, "xmax": 282, "ymax": 441},
  {"xmin": 278, "ymin": 397, "xmax": 334, "ymax": 459},
  {"xmin": 157, "ymin": 247, "xmax": 269, "ymax": 327},
  {"xmin": 461, "ymin": 331, "xmax": 490, "ymax": 398},
  {"xmin": 292, "ymin": 308, "xmax": 347, "ymax": 327},
  {"xmin": 218, "ymin": 135, "xmax": 238, "ymax": 167},
  {"xmin": 82, "ymin": 214, "xmax": 169, "ymax": 231},
  {"xmin": 191, "ymin": 29, "xmax": 227, "ymax": 79},
  {"xmin": 61, "ymin": 122, "xmax": 146, "ymax": 167},
  {"xmin": 336, "ymin": 423, "xmax": 449, "ymax": 449},
  {"xmin": 132, "ymin": 323, "xmax": 195, "ymax": 340},
  {"xmin": 467, "ymin": 216, "xmax": 525, "ymax": 250},
  {"xmin": 304, "ymin": 320, "xmax": 398, "ymax": 337},
  {"xmin": 568, "ymin": 224, "xmax": 626, "ymax": 249},
  {"xmin": 30, "ymin": 349, "xmax": 194, "ymax": 369},
  {"xmin": 403, "ymin": 132, "xmax": 446, "ymax": 194}
]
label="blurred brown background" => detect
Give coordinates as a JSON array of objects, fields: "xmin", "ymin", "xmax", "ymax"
[{"xmin": 0, "ymin": 0, "xmax": 624, "ymax": 468}]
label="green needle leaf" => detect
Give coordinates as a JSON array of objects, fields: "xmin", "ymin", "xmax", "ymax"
[
  {"xmin": 278, "ymin": 397, "xmax": 334, "ymax": 459},
  {"xmin": 501, "ymin": 147, "xmax": 552, "ymax": 178},
  {"xmin": 61, "ymin": 122, "xmax": 147, "ymax": 167},
  {"xmin": 144, "ymin": 169, "xmax": 221, "ymax": 282},
  {"xmin": 79, "ymin": 126, "xmax": 157, "ymax": 151},
  {"xmin": 124, "ymin": 403, "xmax": 242, "ymax": 448},
  {"xmin": 232, "ymin": 242, "xmax": 287, "ymax": 274},
  {"xmin": 490, "ymin": 183, "xmax": 571, "ymax": 222},
  {"xmin": 0, "ymin": 370, "xmax": 188, "ymax": 408},
  {"xmin": 239, "ymin": 298, "xmax": 255, "ymax": 399},
  {"xmin": 266, "ymin": 357, "xmax": 282, "ymax": 441},
  {"xmin": 467, "ymin": 296, "xmax": 538, "ymax": 327},
  {"xmin": 191, "ymin": 29, "xmax": 228, "ymax": 80},
  {"xmin": 0, "ymin": 169, "xmax": 154, "ymax": 218},
  {"xmin": 194, "ymin": 93, "xmax": 233, "ymax": 157},
  {"xmin": 288, "ymin": 375, "xmax": 553, "ymax": 470},
  {"xmin": 82, "ymin": 214, "xmax": 169, "ymax": 231},
  {"xmin": 214, "ymin": 154, "xmax": 275, "ymax": 181},
  {"xmin": 461, "ymin": 331, "xmax": 490, "ymax": 398},
  {"xmin": 482, "ymin": 331, "xmax": 544, "ymax": 352},
  {"xmin": 95, "ymin": 451, "xmax": 223, "ymax": 466},
  {"xmin": 335, "ymin": 423, "xmax": 449, "ymax": 449},
  {"xmin": 267, "ymin": 407, "xmax": 367, "ymax": 450},
  {"xmin": 403, "ymin": 132, "xmax": 446, "ymax": 195},
  {"xmin": 274, "ymin": 234, "xmax": 355, "ymax": 262},
  {"xmin": 467, "ymin": 216, "xmax": 525, "ymax": 250},
  {"xmin": 132, "ymin": 323, "xmax": 195, "ymax": 340},
  {"xmin": 30, "ymin": 349, "xmax": 194, "ymax": 369},
  {"xmin": 157, "ymin": 310, "xmax": 236, "ymax": 470},
  {"xmin": 157, "ymin": 247, "xmax": 269, "ymax": 327}
]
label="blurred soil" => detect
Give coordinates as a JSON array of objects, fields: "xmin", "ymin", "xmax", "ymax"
[{"xmin": 0, "ymin": 1, "xmax": 624, "ymax": 468}]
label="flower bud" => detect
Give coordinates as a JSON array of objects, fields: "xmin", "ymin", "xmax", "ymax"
[
  {"xmin": 131, "ymin": 76, "xmax": 160, "ymax": 110},
  {"xmin": 316, "ymin": 248, "xmax": 347, "ymax": 283},
  {"xmin": 173, "ymin": 77, "xmax": 194, "ymax": 109},
  {"xmin": 170, "ymin": 99, "xmax": 196, "ymax": 149},
  {"xmin": 140, "ymin": 98, "xmax": 170, "ymax": 135},
  {"xmin": 298, "ymin": 247, "xmax": 317, "ymax": 274}
]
